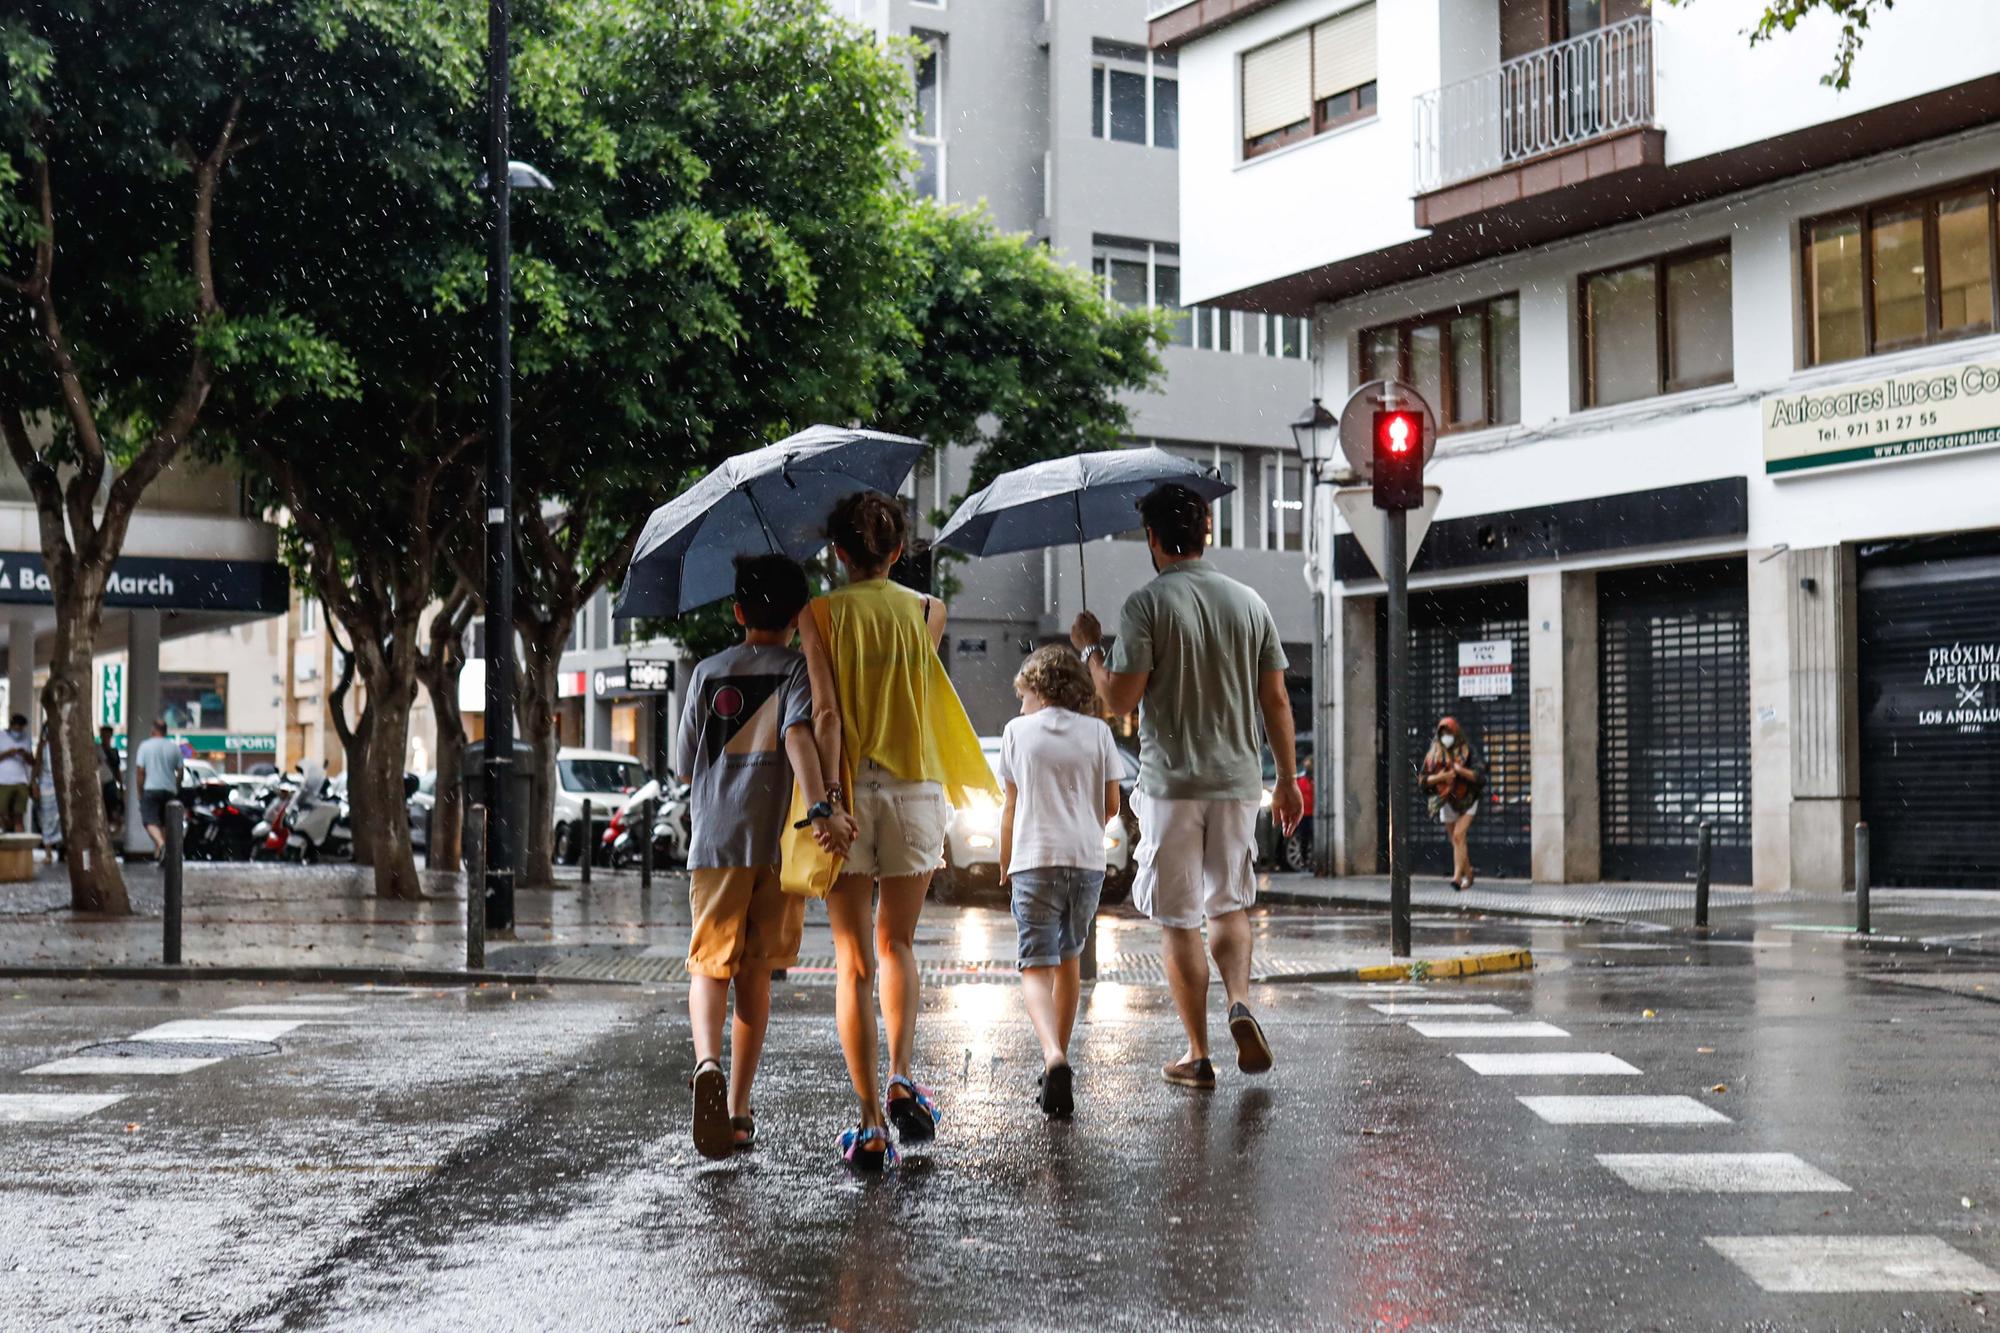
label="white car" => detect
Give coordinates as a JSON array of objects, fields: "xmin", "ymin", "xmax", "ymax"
[
  {"xmin": 552, "ymin": 747, "xmax": 649, "ymax": 864},
  {"xmin": 941, "ymin": 737, "xmax": 1131, "ymax": 897}
]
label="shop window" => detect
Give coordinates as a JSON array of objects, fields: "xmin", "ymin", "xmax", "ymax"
[
  {"xmin": 161, "ymin": 672, "xmax": 228, "ymax": 730},
  {"xmin": 1361, "ymin": 294, "xmax": 1521, "ymax": 431},
  {"xmin": 1803, "ymin": 180, "xmax": 1999, "ymax": 366}
]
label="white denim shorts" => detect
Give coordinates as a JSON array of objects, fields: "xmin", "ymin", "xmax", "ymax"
[
  {"xmin": 846, "ymin": 759, "xmax": 948, "ymax": 880},
  {"xmin": 1131, "ymin": 794, "xmax": 1260, "ymax": 930}
]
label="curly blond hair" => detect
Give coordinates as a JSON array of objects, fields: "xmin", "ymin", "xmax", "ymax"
[{"xmin": 1013, "ymin": 645, "xmax": 1099, "ymax": 715}]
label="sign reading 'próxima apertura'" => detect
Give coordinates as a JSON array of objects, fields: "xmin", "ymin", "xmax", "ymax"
[{"xmin": 1763, "ymin": 358, "xmax": 2000, "ymax": 475}]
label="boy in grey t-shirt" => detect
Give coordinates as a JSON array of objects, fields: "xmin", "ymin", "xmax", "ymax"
[{"xmin": 675, "ymin": 555, "xmax": 849, "ymax": 1160}]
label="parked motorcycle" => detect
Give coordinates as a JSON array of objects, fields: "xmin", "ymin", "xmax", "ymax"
[
  {"xmin": 249, "ymin": 779, "xmax": 297, "ymax": 861},
  {"xmin": 280, "ymin": 764, "xmax": 351, "ymax": 863},
  {"xmin": 182, "ymin": 780, "xmax": 259, "ymax": 861},
  {"xmin": 603, "ymin": 779, "xmax": 661, "ymax": 870}
]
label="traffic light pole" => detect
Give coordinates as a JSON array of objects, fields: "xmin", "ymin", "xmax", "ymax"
[
  {"xmin": 1383, "ymin": 506, "xmax": 1412, "ymax": 958},
  {"xmin": 483, "ymin": 0, "xmax": 516, "ymax": 935}
]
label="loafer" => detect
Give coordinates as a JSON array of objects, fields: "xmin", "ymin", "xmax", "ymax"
[
  {"xmin": 1228, "ymin": 1002, "xmax": 1275, "ymax": 1075},
  {"xmin": 1039, "ymin": 1062, "xmax": 1075, "ymax": 1118},
  {"xmin": 1162, "ymin": 1056, "xmax": 1216, "ymax": 1090}
]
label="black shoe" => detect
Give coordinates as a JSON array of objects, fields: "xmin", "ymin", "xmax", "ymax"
[
  {"xmin": 1039, "ymin": 1062, "xmax": 1074, "ymax": 1118},
  {"xmin": 1228, "ymin": 1002, "xmax": 1275, "ymax": 1075},
  {"xmin": 1163, "ymin": 1057, "xmax": 1216, "ymax": 1089}
]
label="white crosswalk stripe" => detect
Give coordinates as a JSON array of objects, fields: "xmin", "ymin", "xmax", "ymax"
[
  {"xmin": 1518, "ymin": 1095, "xmax": 1730, "ymax": 1125},
  {"xmin": 25, "ymin": 1056, "xmax": 224, "ymax": 1077},
  {"xmin": 219, "ymin": 1005, "xmax": 361, "ymax": 1017},
  {"xmin": 1411, "ymin": 1020, "xmax": 1569, "ymax": 1039},
  {"xmin": 129, "ymin": 1020, "xmax": 303, "ymax": 1043},
  {"xmin": 1456, "ymin": 1052, "xmax": 1641, "ymax": 1076},
  {"xmin": 1707, "ymin": 1236, "xmax": 2000, "ymax": 1292},
  {"xmin": 1598, "ymin": 1152, "xmax": 1848, "ymax": 1193},
  {"xmin": 1368, "ymin": 1003, "xmax": 1512, "ymax": 1015},
  {"xmin": 0, "ymin": 1093, "xmax": 129, "ymax": 1122}
]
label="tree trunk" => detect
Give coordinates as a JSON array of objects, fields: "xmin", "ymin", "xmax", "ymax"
[
  {"xmin": 45, "ymin": 573, "xmax": 125, "ymax": 914},
  {"xmin": 429, "ymin": 699, "xmax": 465, "ymax": 870},
  {"xmin": 325, "ymin": 634, "xmax": 376, "ymax": 866},
  {"xmin": 517, "ymin": 635, "xmax": 561, "ymax": 890},
  {"xmin": 353, "ymin": 659, "xmax": 422, "ymax": 900}
]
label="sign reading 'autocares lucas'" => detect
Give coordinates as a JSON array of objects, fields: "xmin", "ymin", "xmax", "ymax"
[{"xmin": 1763, "ymin": 358, "xmax": 2000, "ymax": 475}]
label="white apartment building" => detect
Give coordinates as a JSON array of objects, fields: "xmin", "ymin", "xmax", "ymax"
[{"xmin": 1156, "ymin": 0, "xmax": 2000, "ymax": 891}]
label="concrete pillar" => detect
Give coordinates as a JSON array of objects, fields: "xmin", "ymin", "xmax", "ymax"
[
  {"xmin": 1777, "ymin": 544, "xmax": 1858, "ymax": 895},
  {"xmin": 7, "ymin": 613, "xmax": 34, "ymax": 733},
  {"xmin": 123, "ymin": 610, "xmax": 161, "ymax": 855},
  {"xmin": 586, "ymin": 695, "xmax": 612, "ymax": 751},
  {"xmin": 1529, "ymin": 570, "xmax": 1600, "ymax": 883},
  {"xmin": 1336, "ymin": 594, "xmax": 1379, "ymax": 876}
]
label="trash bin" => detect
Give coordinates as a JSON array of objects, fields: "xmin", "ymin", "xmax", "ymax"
[{"xmin": 462, "ymin": 739, "xmax": 535, "ymax": 877}]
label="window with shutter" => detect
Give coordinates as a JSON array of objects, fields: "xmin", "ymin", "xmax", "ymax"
[
  {"xmin": 1241, "ymin": 31, "xmax": 1310, "ymax": 157},
  {"xmin": 1313, "ymin": 3, "xmax": 1377, "ymax": 130}
]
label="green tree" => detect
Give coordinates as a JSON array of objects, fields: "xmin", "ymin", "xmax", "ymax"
[
  {"xmin": 1666, "ymin": 0, "xmax": 1898, "ymax": 89},
  {"xmin": 0, "ymin": 1, "xmax": 453, "ymax": 912}
]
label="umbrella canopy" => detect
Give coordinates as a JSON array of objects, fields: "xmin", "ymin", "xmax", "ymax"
[
  {"xmin": 935, "ymin": 446, "xmax": 1233, "ymax": 557},
  {"xmin": 615, "ymin": 424, "xmax": 925, "ymax": 617}
]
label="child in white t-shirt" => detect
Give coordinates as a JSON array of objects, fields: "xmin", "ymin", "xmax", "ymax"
[{"xmin": 996, "ymin": 646, "xmax": 1123, "ymax": 1119}]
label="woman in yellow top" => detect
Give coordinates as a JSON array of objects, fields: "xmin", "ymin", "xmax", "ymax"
[{"xmin": 799, "ymin": 491, "xmax": 995, "ymax": 1170}]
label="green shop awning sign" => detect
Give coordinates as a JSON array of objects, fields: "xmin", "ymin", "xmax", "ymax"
[
  {"xmin": 112, "ymin": 732, "xmax": 276, "ymax": 753},
  {"xmin": 1764, "ymin": 359, "xmax": 2000, "ymax": 475}
]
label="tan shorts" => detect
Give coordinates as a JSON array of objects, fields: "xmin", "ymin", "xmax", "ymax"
[
  {"xmin": 845, "ymin": 760, "xmax": 947, "ymax": 880},
  {"xmin": 1132, "ymin": 794, "xmax": 1260, "ymax": 930},
  {"xmin": 687, "ymin": 866, "xmax": 806, "ymax": 980}
]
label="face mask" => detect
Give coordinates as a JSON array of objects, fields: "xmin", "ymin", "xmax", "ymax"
[{"xmin": 1440, "ymin": 734, "xmax": 1456, "ymax": 749}]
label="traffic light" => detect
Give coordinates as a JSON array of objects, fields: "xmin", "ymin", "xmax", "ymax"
[{"xmin": 1372, "ymin": 408, "xmax": 1424, "ymax": 510}]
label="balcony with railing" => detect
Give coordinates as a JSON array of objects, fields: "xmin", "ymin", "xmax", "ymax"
[{"xmin": 1412, "ymin": 16, "xmax": 1662, "ymax": 228}]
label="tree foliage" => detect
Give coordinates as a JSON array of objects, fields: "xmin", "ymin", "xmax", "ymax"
[{"xmin": 1666, "ymin": 0, "xmax": 1897, "ymax": 89}]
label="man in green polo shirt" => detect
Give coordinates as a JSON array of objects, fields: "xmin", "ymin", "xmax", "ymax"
[{"xmin": 1072, "ymin": 483, "xmax": 1303, "ymax": 1091}]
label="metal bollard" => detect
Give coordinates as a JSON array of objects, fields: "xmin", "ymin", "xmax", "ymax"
[
  {"xmin": 579, "ymin": 799, "xmax": 592, "ymax": 888},
  {"xmin": 1854, "ymin": 820, "xmax": 1871, "ymax": 935},
  {"xmin": 466, "ymin": 804, "xmax": 487, "ymax": 971},
  {"xmin": 639, "ymin": 798, "xmax": 654, "ymax": 893},
  {"xmin": 163, "ymin": 800, "xmax": 184, "ymax": 965},
  {"xmin": 1693, "ymin": 819, "xmax": 1712, "ymax": 930}
]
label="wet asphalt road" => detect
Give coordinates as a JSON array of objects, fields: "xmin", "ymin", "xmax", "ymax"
[{"xmin": 0, "ymin": 910, "xmax": 1996, "ymax": 1331}]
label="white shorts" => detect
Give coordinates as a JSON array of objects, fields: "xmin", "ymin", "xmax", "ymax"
[
  {"xmin": 1132, "ymin": 794, "xmax": 1260, "ymax": 930},
  {"xmin": 845, "ymin": 759, "xmax": 948, "ymax": 880}
]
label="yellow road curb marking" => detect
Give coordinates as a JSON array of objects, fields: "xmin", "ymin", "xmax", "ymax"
[{"xmin": 1354, "ymin": 949, "xmax": 1533, "ymax": 983}]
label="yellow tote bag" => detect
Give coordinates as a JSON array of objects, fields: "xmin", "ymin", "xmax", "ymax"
[{"xmin": 780, "ymin": 767, "xmax": 848, "ymax": 900}]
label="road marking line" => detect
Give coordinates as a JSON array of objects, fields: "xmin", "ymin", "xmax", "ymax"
[
  {"xmin": 0, "ymin": 1093, "xmax": 129, "ymax": 1122},
  {"xmin": 1456, "ymin": 1052, "xmax": 1641, "ymax": 1076},
  {"xmin": 1598, "ymin": 1152, "xmax": 1848, "ymax": 1193},
  {"xmin": 1368, "ymin": 1003, "xmax": 1512, "ymax": 1015},
  {"xmin": 25, "ymin": 1056, "xmax": 225, "ymax": 1077},
  {"xmin": 1707, "ymin": 1235, "xmax": 2000, "ymax": 1292},
  {"xmin": 219, "ymin": 1005, "xmax": 361, "ymax": 1017},
  {"xmin": 129, "ymin": 1020, "xmax": 303, "ymax": 1043},
  {"xmin": 1328, "ymin": 984, "xmax": 1435, "ymax": 997},
  {"xmin": 1411, "ymin": 1020, "xmax": 1569, "ymax": 1039},
  {"xmin": 1518, "ymin": 1095, "xmax": 1730, "ymax": 1125}
]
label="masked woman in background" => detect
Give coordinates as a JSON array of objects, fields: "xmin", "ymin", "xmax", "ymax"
[{"xmin": 1420, "ymin": 716, "xmax": 1482, "ymax": 892}]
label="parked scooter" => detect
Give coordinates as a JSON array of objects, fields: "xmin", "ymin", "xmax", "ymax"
[
  {"xmin": 651, "ymin": 781, "xmax": 692, "ymax": 866},
  {"xmin": 182, "ymin": 780, "xmax": 259, "ymax": 861},
  {"xmin": 250, "ymin": 778, "xmax": 297, "ymax": 861},
  {"xmin": 603, "ymin": 779, "xmax": 662, "ymax": 870},
  {"xmin": 280, "ymin": 763, "xmax": 351, "ymax": 863}
]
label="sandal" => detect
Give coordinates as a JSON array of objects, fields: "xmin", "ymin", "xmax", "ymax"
[
  {"xmin": 885, "ymin": 1075, "xmax": 940, "ymax": 1142},
  {"xmin": 690, "ymin": 1057, "xmax": 733, "ymax": 1161},
  {"xmin": 731, "ymin": 1114, "xmax": 756, "ymax": 1152},
  {"xmin": 839, "ymin": 1124, "xmax": 897, "ymax": 1171}
]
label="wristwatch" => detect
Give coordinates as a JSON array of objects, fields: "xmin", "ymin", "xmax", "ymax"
[
  {"xmin": 793, "ymin": 799, "xmax": 836, "ymax": 830},
  {"xmin": 1080, "ymin": 643, "xmax": 1107, "ymax": 666}
]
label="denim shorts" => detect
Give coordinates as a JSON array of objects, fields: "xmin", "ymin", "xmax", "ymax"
[{"xmin": 1009, "ymin": 865, "xmax": 1105, "ymax": 970}]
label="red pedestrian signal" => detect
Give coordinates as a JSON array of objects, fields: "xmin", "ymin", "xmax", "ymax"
[{"xmin": 1372, "ymin": 408, "xmax": 1424, "ymax": 510}]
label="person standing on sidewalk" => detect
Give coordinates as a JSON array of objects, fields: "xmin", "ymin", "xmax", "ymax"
[
  {"xmin": 1420, "ymin": 716, "xmax": 1483, "ymax": 892},
  {"xmin": 133, "ymin": 719, "xmax": 183, "ymax": 858},
  {"xmin": 1071, "ymin": 482, "xmax": 1302, "ymax": 1090},
  {"xmin": 0, "ymin": 714, "xmax": 32, "ymax": 834}
]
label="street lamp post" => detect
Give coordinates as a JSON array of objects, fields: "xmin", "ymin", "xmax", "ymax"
[
  {"xmin": 481, "ymin": 1, "xmax": 551, "ymax": 934},
  {"xmin": 1290, "ymin": 398, "xmax": 1339, "ymax": 879}
]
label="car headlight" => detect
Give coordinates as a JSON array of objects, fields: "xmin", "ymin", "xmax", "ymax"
[
  {"xmin": 959, "ymin": 791, "xmax": 1001, "ymax": 836},
  {"xmin": 1259, "ymin": 787, "xmax": 1274, "ymax": 809}
]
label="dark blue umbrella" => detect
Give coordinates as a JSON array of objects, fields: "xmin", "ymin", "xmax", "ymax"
[
  {"xmin": 934, "ymin": 447, "xmax": 1234, "ymax": 605},
  {"xmin": 615, "ymin": 425, "xmax": 925, "ymax": 617}
]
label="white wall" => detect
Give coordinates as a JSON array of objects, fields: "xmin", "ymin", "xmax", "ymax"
[
  {"xmin": 1311, "ymin": 128, "xmax": 2000, "ymax": 582},
  {"xmin": 1174, "ymin": 0, "xmax": 2000, "ymax": 306}
]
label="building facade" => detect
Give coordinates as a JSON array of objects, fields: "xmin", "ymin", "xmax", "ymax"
[
  {"xmin": 1157, "ymin": 0, "xmax": 2000, "ymax": 891},
  {"xmin": 839, "ymin": 0, "xmax": 1319, "ymax": 736}
]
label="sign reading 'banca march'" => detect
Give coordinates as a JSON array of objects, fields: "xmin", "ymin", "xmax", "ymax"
[{"xmin": 0, "ymin": 552, "xmax": 288, "ymax": 613}]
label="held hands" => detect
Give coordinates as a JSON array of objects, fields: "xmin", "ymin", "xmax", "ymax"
[
  {"xmin": 1069, "ymin": 611, "xmax": 1102, "ymax": 653},
  {"xmin": 811, "ymin": 808, "xmax": 857, "ymax": 856},
  {"xmin": 1271, "ymin": 775, "xmax": 1305, "ymax": 838}
]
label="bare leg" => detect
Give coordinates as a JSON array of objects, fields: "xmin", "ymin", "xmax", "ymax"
[
  {"xmin": 1052, "ymin": 956, "xmax": 1082, "ymax": 1054},
  {"xmin": 826, "ymin": 875, "xmax": 885, "ymax": 1129},
  {"xmin": 1161, "ymin": 923, "xmax": 1211, "ymax": 1062},
  {"xmin": 1450, "ymin": 813, "xmax": 1474, "ymax": 884},
  {"xmin": 688, "ymin": 973, "xmax": 730, "ymax": 1068},
  {"xmin": 728, "ymin": 967, "xmax": 773, "ymax": 1120},
  {"xmin": 1020, "ymin": 966, "xmax": 1066, "ymax": 1066},
  {"xmin": 1208, "ymin": 908, "xmax": 1254, "ymax": 1010},
  {"xmin": 874, "ymin": 872, "xmax": 931, "ymax": 1081}
]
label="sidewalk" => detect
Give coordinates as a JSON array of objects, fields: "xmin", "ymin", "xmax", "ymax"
[
  {"xmin": 0, "ymin": 861, "xmax": 1532, "ymax": 983},
  {"xmin": 1263, "ymin": 871, "xmax": 2000, "ymax": 956}
]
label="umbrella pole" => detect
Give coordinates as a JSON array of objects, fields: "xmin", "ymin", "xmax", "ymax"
[{"xmin": 1078, "ymin": 538, "xmax": 1087, "ymax": 613}]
